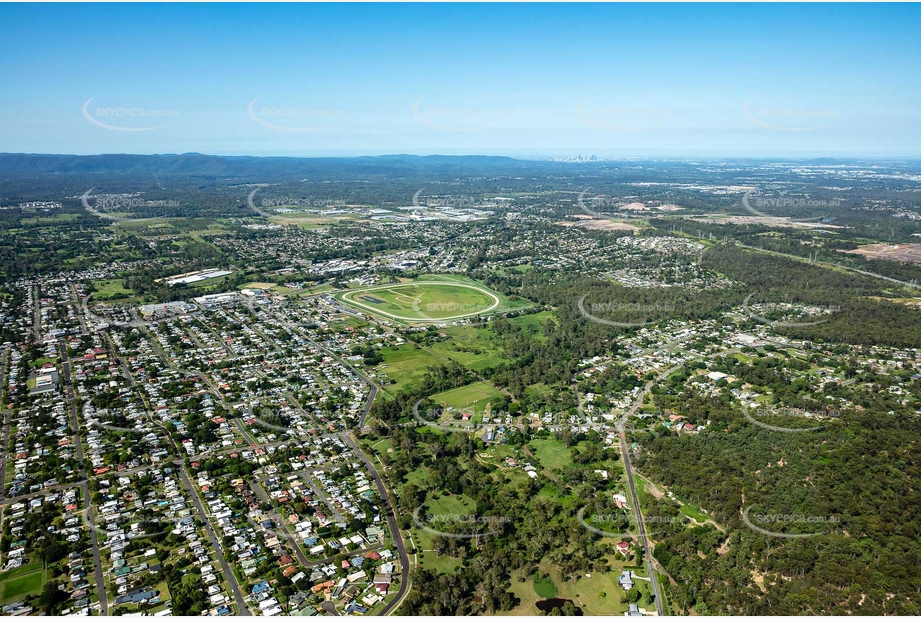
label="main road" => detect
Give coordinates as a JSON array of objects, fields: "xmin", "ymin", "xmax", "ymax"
[
  {"xmin": 342, "ymin": 434, "xmax": 410, "ymax": 616},
  {"xmin": 178, "ymin": 467, "xmax": 251, "ymax": 616},
  {"xmin": 244, "ymin": 299, "xmax": 380, "ymax": 427},
  {"xmin": 618, "ymin": 430, "xmax": 664, "ymax": 616},
  {"xmin": 613, "ymin": 364, "xmax": 682, "ymax": 617},
  {"xmin": 58, "ymin": 341, "xmax": 108, "ymax": 616},
  {"xmin": 0, "ymin": 350, "xmax": 9, "ymax": 499}
]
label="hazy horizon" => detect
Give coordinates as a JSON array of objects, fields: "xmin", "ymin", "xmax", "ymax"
[{"xmin": 2, "ymin": 3, "xmax": 920, "ymax": 158}]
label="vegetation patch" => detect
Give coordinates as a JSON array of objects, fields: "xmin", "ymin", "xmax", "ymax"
[{"xmin": 532, "ymin": 572, "xmax": 559, "ymax": 598}]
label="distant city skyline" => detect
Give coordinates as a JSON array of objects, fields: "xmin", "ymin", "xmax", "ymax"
[{"xmin": 2, "ymin": 3, "xmax": 920, "ymax": 157}]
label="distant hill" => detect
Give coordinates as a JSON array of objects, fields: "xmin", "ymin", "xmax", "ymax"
[{"xmin": 0, "ymin": 152, "xmax": 541, "ymax": 179}]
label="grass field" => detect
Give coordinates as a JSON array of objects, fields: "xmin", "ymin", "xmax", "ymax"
[
  {"xmin": 429, "ymin": 325, "xmax": 508, "ymax": 372},
  {"xmin": 20, "ymin": 213, "xmax": 80, "ymax": 225},
  {"xmin": 0, "ymin": 562, "xmax": 46, "ymax": 602},
  {"xmin": 412, "ymin": 493, "xmax": 478, "ymax": 574},
  {"xmin": 338, "ymin": 277, "xmax": 503, "ymax": 323},
  {"xmin": 405, "ymin": 466, "xmax": 433, "ymax": 490},
  {"xmin": 426, "ymin": 493, "xmax": 476, "ymax": 518},
  {"xmin": 532, "ymin": 572, "xmax": 559, "ymax": 598},
  {"xmin": 680, "ymin": 503, "xmax": 709, "ymax": 523},
  {"xmin": 529, "ymin": 438, "xmax": 573, "ymax": 471},
  {"xmin": 92, "ymin": 278, "xmax": 133, "ymax": 300},
  {"xmin": 431, "ymin": 381, "xmax": 504, "ymax": 416},
  {"xmin": 377, "ymin": 344, "xmax": 443, "ymax": 394},
  {"xmin": 503, "ymin": 565, "xmax": 640, "ymax": 616}
]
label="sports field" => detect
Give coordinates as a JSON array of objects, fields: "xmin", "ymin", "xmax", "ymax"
[
  {"xmin": 0, "ymin": 562, "xmax": 46, "ymax": 603},
  {"xmin": 338, "ymin": 279, "xmax": 501, "ymax": 322},
  {"xmin": 431, "ymin": 381, "xmax": 504, "ymax": 414}
]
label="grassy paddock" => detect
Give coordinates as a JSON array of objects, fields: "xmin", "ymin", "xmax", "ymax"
[{"xmin": 431, "ymin": 381, "xmax": 504, "ymax": 414}]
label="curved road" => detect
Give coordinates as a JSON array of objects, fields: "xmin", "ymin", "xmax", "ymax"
[{"xmin": 342, "ymin": 434, "xmax": 410, "ymax": 616}]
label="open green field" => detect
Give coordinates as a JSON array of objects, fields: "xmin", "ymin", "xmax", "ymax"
[
  {"xmin": 21, "ymin": 213, "xmax": 80, "ymax": 225},
  {"xmin": 680, "ymin": 503, "xmax": 709, "ymax": 524},
  {"xmin": 337, "ymin": 277, "xmax": 503, "ymax": 323},
  {"xmin": 426, "ymin": 493, "xmax": 476, "ymax": 518},
  {"xmin": 111, "ymin": 217, "xmax": 230, "ymax": 237},
  {"xmin": 529, "ymin": 438, "xmax": 573, "ymax": 471},
  {"xmin": 532, "ymin": 572, "xmax": 558, "ymax": 598},
  {"xmin": 0, "ymin": 562, "xmax": 46, "ymax": 602},
  {"xmin": 28, "ymin": 356, "xmax": 57, "ymax": 368},
  {"xmin": 377, "ymin": 344, "xmax": 442, "ymax": 394},
  {"xmin": 92, "ymin": 278, "xmax": 133, "ymax": 300},
  {"xmin": 431, "ymin": 381, "xmax": 503, "ymax": 415},
  {"xmin": 421, "ymin": 311, "xmax": 553, "ymax": 372},
  {"xmin": 429, "ymin": 325, "xmax": 508, "ymax": 372},
  {"xmin": 404, "ymin": 466, "xmax": 433, "ymax": 490},
  {"xmin": 412, "ymin": 493, "xmax": 478, "ymax": 574},
  {"xmin": 502, "ymin": 564, "xmax": 644, "ymax": 616}
]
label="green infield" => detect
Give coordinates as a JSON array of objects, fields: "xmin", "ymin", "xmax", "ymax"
[{"xmin": 338, "ymin": 280, "xmax": 501, "ymax": 323}]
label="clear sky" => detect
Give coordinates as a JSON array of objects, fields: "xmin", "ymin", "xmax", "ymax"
[{"xmin": 1, "ymin": 3, "xmax": 919, "ymax": 158}]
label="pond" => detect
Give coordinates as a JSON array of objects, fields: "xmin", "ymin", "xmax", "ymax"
[{"xmin": 535, "ymin": 598, "xmax": 582, "ymax": 614}]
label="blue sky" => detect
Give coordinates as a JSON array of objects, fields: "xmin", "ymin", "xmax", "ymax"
[{"xmin": 1, "ymin": 3, "xmax": 919, "ymax": 158}]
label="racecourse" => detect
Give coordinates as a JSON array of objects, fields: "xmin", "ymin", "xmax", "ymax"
[{"xmin": 337, "ymin": 280, "xmax": 501, "ymax": 322}]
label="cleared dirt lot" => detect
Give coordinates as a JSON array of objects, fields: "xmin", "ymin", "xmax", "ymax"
[
  {"xmin": 558, "ymin": 218, "xmax": 640, "ymax": 233},
  {"xmin": 843, "ymin": 243, "xmax": 921, "ymax": 264}
]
